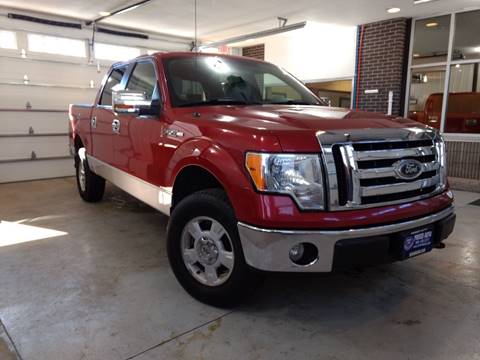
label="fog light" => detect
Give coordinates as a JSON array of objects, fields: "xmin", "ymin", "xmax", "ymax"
[
  {"xmin": 289, "ymin": 243, "xmax": 305, "ymax": 262},
  {"xmin": 289, "ymin": 242, "xmax": 319, "ymax": 266}
]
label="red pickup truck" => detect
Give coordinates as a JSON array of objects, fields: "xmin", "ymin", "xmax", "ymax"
[{"xmin": 69, "ymin": 52, "xmax": 455, "ymax": 306}]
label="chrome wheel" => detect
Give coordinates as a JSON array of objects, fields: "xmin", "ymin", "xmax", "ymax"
[
  {"xmin": 78, "ymin": 158, "xmax": 86, "ymax": 192},
  {"xmin": 181, "ymin": 216, "xmax": 235, "ymax": 287}
]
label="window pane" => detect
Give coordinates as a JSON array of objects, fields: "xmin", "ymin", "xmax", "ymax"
[
  {"xmin": 412, "ymin": 15, "xmax": 451, "ymax": 65},
  {"xmin": 257, "ymin": 73, "xmax": 302, "ymax": 102},
  {"xmin": 453, "ymin": 10, "xmax": 480, "ymax": 61},
  {"xmin": 408, "ymin": 66, "xmax": 446, "ymax": 130},
  {"xmin": 445, "ymin": 63, "xmax": 480, "ymax": 133},
  {"xmin": 126, "ymin": 62, "xmax": 157, "ymax": 100},
  {"xmin": 100, "ymin": 66, "xmax": 127, "ymax": 106},
  {"xmin": 94, "ymin": 43, "xmax": 141, "ymax": 61},
  {"xmin": 0, "ymin": 30, "xmax": 17, "ymax": 49},
  {"xmin": 27, "ymin": 34, "xmax": 86, "ymax": 57},
  {"xmin": 164, "ymin": 56, "xmax": 319, "ymax": 107}
]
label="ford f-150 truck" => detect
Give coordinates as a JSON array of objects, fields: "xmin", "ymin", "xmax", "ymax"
[{"xmin": 69, "ymin": 52, "xmax": 455, "ymax": 306}]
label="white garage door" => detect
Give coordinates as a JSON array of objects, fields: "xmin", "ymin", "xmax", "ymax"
[{"xmin": 0, "ymin": 22, "xmax": 189, "ymax": 183}]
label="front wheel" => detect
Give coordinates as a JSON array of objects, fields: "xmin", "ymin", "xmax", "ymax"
[
  {"xmin": 75, "ymin": 148, "xmax": 105, "ymax": 202},
  {"xmin": 167, "ymin": 189, "xmax": 261, "ymax": 307}
]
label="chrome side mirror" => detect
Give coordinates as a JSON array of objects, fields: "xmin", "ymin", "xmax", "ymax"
[{"xmin": 112, "ymin": 90, "xmax": 153, "ymax": 115}]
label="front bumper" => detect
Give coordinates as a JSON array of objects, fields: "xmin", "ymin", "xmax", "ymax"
[{"xmin": 237, "ymin": 205, "xmax": 455, "ymax": 272}]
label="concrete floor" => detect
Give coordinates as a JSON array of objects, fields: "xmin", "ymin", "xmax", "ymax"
[{"xmin": 0, "ymin": 178, "xmax": 479, "ymax": 360}]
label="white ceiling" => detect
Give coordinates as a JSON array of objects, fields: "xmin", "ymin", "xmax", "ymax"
[{"xmin": 0, "ymin": 0, "xmax": 479, "ymax": 41}]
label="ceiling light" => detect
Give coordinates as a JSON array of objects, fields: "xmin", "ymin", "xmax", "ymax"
[
  {"xmin": 413, "ymin": 53, "xmax": 420, "ymax": 57},
  {"xmin": 474, "ymin": 47, "xmax": 480, "ymax": 53},
  {"xmin": 455, "ymin": 64, "xmax": 460, "ymax": 68},
  {"xmin": 426, "ymin": 22, "xmax": 438, "ymax": 27},
  {"xmin": 116, "ymin": 4, "xmax": 141, "ymax": 15},
  {"xmin": 99, "ymin": 11, "xmax": 111, "ymax": 16},
  {"xmin": 414, "ymin": 0, "xmax": 438, "ymax": 4},
  {"xmin": 387, "ymin": 7, "xmax": 401, "ymax": 13}
]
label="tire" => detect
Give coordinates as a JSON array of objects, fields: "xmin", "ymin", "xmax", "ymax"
[
  {"xmin": 167, "ymin": 189, "xmax": 261, "ymax": 307},
  {"xmin": 75, "ymin": 147, "xmax": 105, "ymax": 203}
]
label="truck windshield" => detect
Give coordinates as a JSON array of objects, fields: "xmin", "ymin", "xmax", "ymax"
[{"xmin": 163, "ymin": 55, "xmax": 323, "ymax": 107}]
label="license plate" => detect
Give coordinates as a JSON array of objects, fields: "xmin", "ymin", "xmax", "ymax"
[{"xmin": 402, "ymin": 227, "xmax": 433, "ymax": 258}]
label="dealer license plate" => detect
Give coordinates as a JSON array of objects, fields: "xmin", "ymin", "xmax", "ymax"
[{"xmin": 402, "ymin": 227, "xmax": 433, "ymax": 258}]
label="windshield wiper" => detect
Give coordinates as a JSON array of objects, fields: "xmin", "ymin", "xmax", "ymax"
[{"xmin": 178, "ymin": 98, "xmax": 254, "ymax": 107}]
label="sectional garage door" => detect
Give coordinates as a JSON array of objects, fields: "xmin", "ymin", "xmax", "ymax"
[{"xmin": 0, "ymin": 55, "xmax": 102, "ymax": 183}]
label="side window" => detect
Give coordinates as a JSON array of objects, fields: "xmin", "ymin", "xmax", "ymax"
[
  {"xmin": 256, "ymin": 73, "xmax": 302, "ymax": 102},
  {"xmin": 126, "ymin": 61, "xmax": 158, "ymax": 101},
  {"xmin": 99, "ymin": 66, "xmax": 127, "ymax": 106}
]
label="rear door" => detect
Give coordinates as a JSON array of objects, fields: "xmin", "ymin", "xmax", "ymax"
[
  {"xmin": 113, "ymin": 59, "xmax": 165, "ymax": 184},
  {"xmin": 91, "ymin": 64, "xmax": 128, "ymax": 164}
]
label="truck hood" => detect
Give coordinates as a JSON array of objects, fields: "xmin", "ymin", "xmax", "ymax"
[{"xmin": 177, "ymin": 105, "xmax": 425, "ymax": 152}]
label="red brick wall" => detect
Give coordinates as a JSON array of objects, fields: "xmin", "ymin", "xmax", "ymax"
[
  {"xmin": 242, "ymin": 44, "xmax": 265, "ymax": 60},
  {"xmin": 355, "ymin": 18, "xmax": 411, "ymax": 116}
]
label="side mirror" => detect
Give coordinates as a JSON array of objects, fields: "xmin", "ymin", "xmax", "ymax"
[{"xmin": 113, "ymin": 90, "xmax": 159, "ymax": 116}]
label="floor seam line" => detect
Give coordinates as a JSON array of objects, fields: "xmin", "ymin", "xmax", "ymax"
[
  {"xmin": 124, "ymin": 310, "xmax": 235, "ymax": 360},
  {"xmin": 1, "ymin": 317, "xmax": 23, "ymax": 360}
]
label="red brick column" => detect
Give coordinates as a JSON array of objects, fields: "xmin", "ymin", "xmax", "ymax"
[{"xmin": 355, "ymin": 18, "xmax": 411, "ymax": 116}]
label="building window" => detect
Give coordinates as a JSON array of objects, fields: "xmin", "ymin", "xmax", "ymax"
[
  {"xmin": 407, "ymin": 9, "xmax": 480, "ymax": 136},
  {"xmin": 446, "ymin": 63, "xmax": 480, "ymax": 133},
  {"xmin": 94, "ymin": 43, "xmax": 141, "ymax": 61},
  {"xmin": 453, "ymin": 10, "xmax": 480, "ymax": 61},
  {"xmin": 412, "ymin": 15, "xmax": 451, "ymax": 65},
  {"xmin": 0, "ymin": 30, "xmax": 17, "ymax": 49},
  {"xmin": 408, "ymin": 66, "xmax": 446, "ymax": 128},
  {"xmin": 27, "ymin": 34, "xmax": 86, "ymax": 57}
]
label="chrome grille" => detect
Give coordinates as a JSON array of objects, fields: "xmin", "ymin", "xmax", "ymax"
[{"xmin": 318, "ymin": 128, "xmax": 446, "ymax": 211}]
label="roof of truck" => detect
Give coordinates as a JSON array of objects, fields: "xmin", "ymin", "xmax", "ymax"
[{"xmin": 112, "ymin": 51, "xmax": 267, "ymax": 67}]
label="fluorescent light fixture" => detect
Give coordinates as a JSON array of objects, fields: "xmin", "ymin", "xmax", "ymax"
[
  {"xmin": 414, "ymin": 0, "xmax": 438, "ymax": 4},
  {"xmin": 387, "ymin": 7, "xmax": 401, "ymax": 13},
  {"xmin": 474, "ymin": 46, "xmax": 480, "ymax": 53},
  {"xmin": 426, "ymin": 22, "xmax": 438, "ymax": 27},
  {"xmin": 413, "ymin": 53, "xmax": 420, "ymax": 57},
  {"xmin": 99, "ymin": 11, "xmax": 111, "ymax": 16},
  {"xmin": 116, "ymin": 4, "xmax": 141, "ymax": 15}
]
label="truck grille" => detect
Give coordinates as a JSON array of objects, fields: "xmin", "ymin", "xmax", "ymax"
[{"xmin": 318, "ymin": 128, "xmax": 446, "ymax": 211}]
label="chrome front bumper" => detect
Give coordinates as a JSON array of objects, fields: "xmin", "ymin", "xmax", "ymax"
[{"xmin": 237, "ymin": 205, "xmax": 455, "ymax": 272}]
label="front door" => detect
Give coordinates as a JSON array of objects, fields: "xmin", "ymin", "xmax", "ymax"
[{"xmin": 113, "ymin": 60, "xmax": 165, "ymax": 185}]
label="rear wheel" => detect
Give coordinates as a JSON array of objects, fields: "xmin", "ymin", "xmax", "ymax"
[
  {"xmin": 167, "ymin": 189, "xmax": 260, "ymax": 307},
  {"xmin": 75, "ymin": 148, "xmax": 105, "ymax": 202}
]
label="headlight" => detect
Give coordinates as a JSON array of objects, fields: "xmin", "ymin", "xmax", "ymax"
[{"xmin": 245, "ymin": 152, "xmax": 324, "ymax": 210}]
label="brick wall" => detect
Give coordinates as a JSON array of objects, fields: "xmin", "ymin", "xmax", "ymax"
[
  {"xmin": 242, "ymin": 44, "xmax": 265, "ymax": 60},
  {"xmin": 355, "ymin": 18, "xmax": 411, "ymax": 115}
]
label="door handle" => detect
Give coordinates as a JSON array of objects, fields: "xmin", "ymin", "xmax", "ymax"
[
  {"xmin": 91, "ymin": 116, "xmax": 97, "ymax": 129},
  {"xmin": 112, "ymin": 119, "xmax": 120, "ymax": 134}
]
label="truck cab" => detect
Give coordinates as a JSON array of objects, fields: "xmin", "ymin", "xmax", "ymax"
[{"xmin": 70, "ymin": 52, "xmax": 455, "ymax": 306}]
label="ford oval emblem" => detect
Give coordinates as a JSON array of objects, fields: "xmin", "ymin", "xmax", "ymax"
[{"xmin": 393, "ymin": 159, "xmax": 423, "ymax": 180}]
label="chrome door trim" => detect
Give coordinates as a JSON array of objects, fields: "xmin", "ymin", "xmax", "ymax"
[
  {"xmin": 91, "ymin": 116, "xmax": 97, "ymax": 129},
  {"xmin": 87, "ymin": 154, "xmax": 171, "ymax": 215}
]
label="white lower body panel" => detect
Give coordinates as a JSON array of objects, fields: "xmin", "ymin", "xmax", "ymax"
[{"xmin": 87, "ymin": 155, "xmax": 171, "ymax": 216}]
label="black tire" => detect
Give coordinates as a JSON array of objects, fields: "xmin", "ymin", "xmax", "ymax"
[
  {"xmin": 75, "ymin": 148, "xmax": 105, "ymax": 203},
  {"xmin": 167, "ymin": 189, "xmax": 261, "ymax": 307}
]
